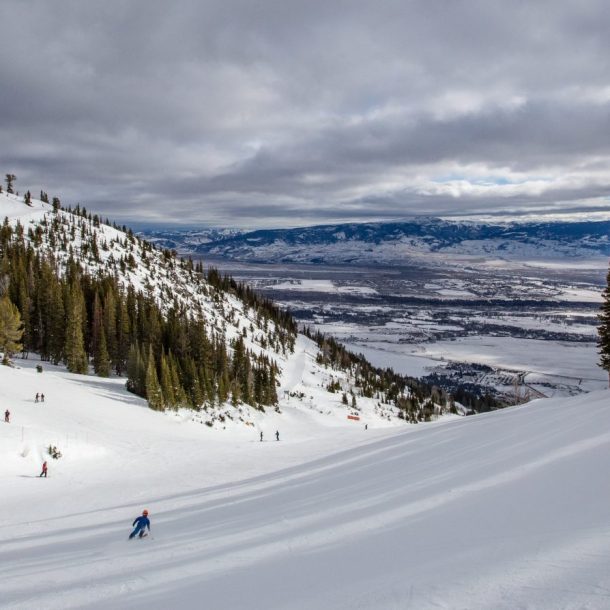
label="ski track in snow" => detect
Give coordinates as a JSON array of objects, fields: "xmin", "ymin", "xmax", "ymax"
[{"xmin": 2, "ymin": 357, "xmax": 610, "ymax": 609}]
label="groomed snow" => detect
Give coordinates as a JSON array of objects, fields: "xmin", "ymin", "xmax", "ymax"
[{"xmin": 2, "ymin": 355, "xmax": 610, "ymax": 609}]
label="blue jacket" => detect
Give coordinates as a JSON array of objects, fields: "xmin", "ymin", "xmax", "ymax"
[{"xmin": 132, "ymin": 515, "xmax": 150, "ymax": 530}]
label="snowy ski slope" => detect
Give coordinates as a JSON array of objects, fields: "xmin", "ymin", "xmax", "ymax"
[{"xmin": 2, "ymin": 356, "xmax": 610, "ymax": 609}]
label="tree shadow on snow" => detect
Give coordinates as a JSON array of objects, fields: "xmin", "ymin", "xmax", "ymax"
[{"xmin": 67, "ymin": 377, "xmax": 146, "ymax": 408}]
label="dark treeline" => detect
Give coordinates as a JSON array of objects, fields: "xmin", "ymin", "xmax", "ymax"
[{"xmin": 0, "ymin": 210, "xmax": 285, "ymax": 411}]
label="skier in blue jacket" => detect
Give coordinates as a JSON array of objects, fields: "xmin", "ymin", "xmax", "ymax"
[{"xmin": 129, "ymin": 509, "xmax": 151, "ymax": 539}]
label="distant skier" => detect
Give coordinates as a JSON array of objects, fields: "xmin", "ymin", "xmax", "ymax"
[
  {"xmin": 365, "ymin": 424, "xmax": 368, "ymax": 430},
  {"xmin": 39, "ymin": 461, "xmax": 48, "ymax": 478},
  {"xmin": 35, "ymin": 393, "xmax": 39, "ymax": 403},
  {"xmin": 275, "ymin": 430, "xmax": 279, "ymax": 441},
  {"xmin": 260, "ymin": 431, "xmax": 263, "ymax": 442},
  {"xmin": 129, "ymin": 509, "xmax": 151, "ymax": 539},
  {"xmin": 41, "ymin": 393, "xmax": 45, "ymax": 403},
  {"xmin": 4, "ymin": 409, "xmax": 9, "ymax": 423}
]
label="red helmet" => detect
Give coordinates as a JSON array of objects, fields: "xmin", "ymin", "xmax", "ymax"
[{"xmin": 142, "ymin": 509, "xmax": 149, "ymax": 516}]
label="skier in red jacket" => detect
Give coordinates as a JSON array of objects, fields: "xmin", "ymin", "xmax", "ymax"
[{"xmin": 39, "ymin": 461, "xmax": 48, "ymax": 478}]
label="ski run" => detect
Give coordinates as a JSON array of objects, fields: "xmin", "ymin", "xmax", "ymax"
[{"xmin": 2, "ymin": 353, "xmax": 610, "ymax": 609}]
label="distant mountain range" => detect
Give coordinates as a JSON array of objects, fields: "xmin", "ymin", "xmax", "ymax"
[
  {"xmin": 138, "ymin": 227, "xmax": 243, "ymax": 251},
  {"xmin": 140, "ymin": 218, "xmax": 610, "ymax": 266}
]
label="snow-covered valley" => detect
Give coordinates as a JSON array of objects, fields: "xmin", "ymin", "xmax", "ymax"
[
  {"xmin": 2, "ymin": 353, "xmax": 610, "ymax": 609},
  {"xmin": 142, "ymin": 218, "xmax": 608, "ymax": 399},
  {"xmin": 194, "ymin": 256, "xmax": 607, "ymax": 400}
]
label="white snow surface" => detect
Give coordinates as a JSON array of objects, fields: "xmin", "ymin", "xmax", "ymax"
[
  {"xmin": 271, "ymin": 279, "xmax": 378, "ymax": 295},
  {"xmin": 2, "ymin": 356, "xmax": 610, "ymax": 609}
]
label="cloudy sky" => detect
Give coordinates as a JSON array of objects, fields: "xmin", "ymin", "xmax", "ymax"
[{"xmin": 1, "ymin": 0, "xmax": 609, "ymax": 228}]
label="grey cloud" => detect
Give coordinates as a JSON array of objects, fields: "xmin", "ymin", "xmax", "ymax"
[{"xmin": 1, "ymin": 0, "xmax": 609, "ymax": 227}]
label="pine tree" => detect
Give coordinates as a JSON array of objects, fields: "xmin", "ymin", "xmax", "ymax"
[
  {"xmin": 115, "ymin": 295, "xmax": 131, "ymax": 375},
  {"xmin": 48, "ymin": 277, "xmax": 65, "ymax": 364},
  {"xmin": 199, "ymin": 364, "xmax": 212, "ymax": 406},
  {"xmin": 217, "ymin": 368, "xmax": 229, "ymax": 405},
  {"xmin": 5, "ymin": 174, "xmax": 16, "ymax": 194},
  {"xmin": 160, "ymin": 351, "xmax": 176, "ymax": 408},
  {"xmin": 184, "ymin": 358, "xmax": 204, "ymax": 408},
  {"xmin": 268, "ymin": 366, "xmax": 278, "ymax": 404},
  {"xmin": 64, "ymin": 282, "xmax": 88, "ymax": 373},
  {"xmin": 598, "ymin": 265, "xmax": 610, "ymax": 386},
  {"xmin": 230, "ymin": 377, "xmax": 241, "ymax": 406},
  {"xmin": 145, "ymin": 345, "xmax": 164, "ymax": 411},
  {"xmin": 103, "ymin": 290, "xmax": 117, "ymax": 366},
  {"xmin": 93, "ymin": 325, "xmax": 111, "ymax": 377},
  {"xmin": 91, "ymin": 292, "xmax": 103, "ymax": 360},
  {"xmin": 169, "ymin": 352, "xmax": 188, "ymax": 406},
  {"xmin": 0, "ymin": 296, "xmax": 24, "ymax": 364},
  {"xmin": 126, "ymin": 343, "xmax": 146, "ymax": 396},
  {"xmin": 16, "ymin": 276, "xmax": 31, "ymax": 358}
]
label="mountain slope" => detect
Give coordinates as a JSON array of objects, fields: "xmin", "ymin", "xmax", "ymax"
[
  {"xmin": 1, "ymin": 193, "xmax": 277, "ymax": 346},
  {"xmin": 2, "ymin": 358, "xmax": 609, "ymax": 609},
  {"xmin": 2, "ymin": 190, "xmax": 453, "ymax": 422}
]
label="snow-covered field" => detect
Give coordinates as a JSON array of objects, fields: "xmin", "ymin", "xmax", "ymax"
[
  {"xmin": 271, "ymin": 278, "xmax": 378, "ymax": 295},
  {"xmin": 346, "ymin": 336, "xmax": 608, "ymax": 395},
  {"xmin": 2, "ymin": 353, "xmax": 610, "ymax": 609}
]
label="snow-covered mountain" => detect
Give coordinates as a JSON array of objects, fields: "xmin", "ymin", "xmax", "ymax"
[
  {"xmin": 2, "ymin": 355, "xmax": 609, "ymax": 609},
  {"xmin": 0, "ymin": 191, "xmax": 455, "ymax": 422},
  {"xmin": 138, "ymin": 227, "xmax": 244, "ymax": 254},
  {"xmin": 142, "ymin": 218, "xmax": 610, "ymax": 266}
]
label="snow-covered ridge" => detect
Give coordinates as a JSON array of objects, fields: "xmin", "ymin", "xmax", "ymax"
[{"xmin": 1, "ymin": 192, "xmax": 284, "ymax": 361}]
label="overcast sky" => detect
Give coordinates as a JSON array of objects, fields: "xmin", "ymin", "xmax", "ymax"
[{"xmin": 1, "ymin": 0, "xmax": 609, "ymax": 228}]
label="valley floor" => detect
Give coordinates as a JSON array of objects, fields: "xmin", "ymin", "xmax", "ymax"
[
  {"xmin": 202, "ymin": 255, "xmax": 607, "ymax": 398},
  {"xmin": 2, "ymin": 356, "xmax": 610, "ymax": 609}
]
